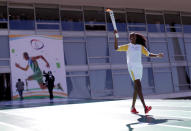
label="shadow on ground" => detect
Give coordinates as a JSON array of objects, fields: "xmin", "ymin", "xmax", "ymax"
[{"xmin": 126, "ymin": 114, "xmax": 182, "ymax": 131}]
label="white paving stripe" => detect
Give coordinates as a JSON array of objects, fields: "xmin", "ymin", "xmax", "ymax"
[
  {"xmin": 149, "ymin": 113, "xmax": 191, "ymax": 120},
  {"xmin": 129, "ymin": 123, "xmax": 191, "ymax": 130},
  {"xmin": 153, "ymin": 108, "xmax": 191, "ymax": 112},
  {"xmin": 0, "ymin": 121, "xmax": 30, "ymax": 131},
  {"xmin": 158, "ymin": 124, "xmax": 191, "ymax": 130}
]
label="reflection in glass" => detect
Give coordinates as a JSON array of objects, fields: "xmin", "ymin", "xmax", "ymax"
[
  {"xmin": 112, "ymin": 72, "xmax": 133, "ymax": 97},
  {"xmin": 37, "ymin": 24, "xmax": 59, "ymax": 29},
  {"xmin": 168, "ymin": 37, "xmax": 190, "ymax": 90},
  {"xmin": 9, "ymin": 8, "xmax": 35, "ymax": 30},
  {"xmin": 109, "ymin": 42, "xmax": 127, "ymax": 64},
  {"xmin": 66, "ymin": 72, "xmax": 91, "ymax": 98},
  {"xmin": 35, "ymin": 7, "xmax": 59, "ymax": 29},
  {"xmin": 0, "ymin": 36, "xmax": 9, "ymax": 58},
  {"xmin": 142, "ymin": 68, "xmax": 154, "ymax": 90},
  {"xmin": 61, "ymin": 10, "xmax": 84, "ymax": 31},
  {"xmin": 127, "ymin": 12, "xmax": 146, "ymax": 31},
  {"xmin": 84, "ymin": 9, "xmax": 105, "ymax": 31},
  {"xmin": 182, "ymin": 16, "xmax": 191, "ymax": 33},
  {"xmin": 36, "ymin": 7, "xmax": 59, "ymax": 22},
  {"xmin": 153, "ymin": 68, "xmax": 173, "ymax": 93},
  {"xmin": 106, "ymin": 12, "xmax": 126, "ymax": 32},
  {"xmin": 63, "ymin": 42, "xmax": 87, "ymax": 65},
  {"xmin": 89, "ymin": 58, "xmax": 109, "ymax": 64},
  {"xmin": 149, "ymin": 42, "xmax": 169, "ymax": 62},
  {"xmin": 185, "ymin": 43, "xmax": 191, "ymax": 61},
  {"xmin": 89, "ymin": 70, "xmax": 113, "ymax": 97},
  {"xmin": 0, "ymin": 6, "xmax": 7, "ymax": 29},
  {"xmin": 168, "ymin": 38, "xmax": 185, "ymax": 61},
  {"xmin": 146, "ymin": 14, "xmax": 165, "ymax": 32},
  {"xmin": 0, "ymin": 60, "xmax": 9, "ymax": 66},
  {"xmin": 172, "ymin": 67, "xmax": 190, "ymax": 90},
  {"xmin": 86, "ymin": 37, "xmax": 109, "ymax": 57},
  {"xmin": 164, "ymin": 13, "xmax": 182, "ymax": 32}
]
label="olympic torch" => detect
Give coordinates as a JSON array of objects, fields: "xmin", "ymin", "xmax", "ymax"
[{"xmin": 106, "ymin": 9, "xmax": 119, "ymax": 38}]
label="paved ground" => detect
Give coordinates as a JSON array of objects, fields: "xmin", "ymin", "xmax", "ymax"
[{"xmin": 0, "ymin": 98, "xmax": 191, "ymax": 131}]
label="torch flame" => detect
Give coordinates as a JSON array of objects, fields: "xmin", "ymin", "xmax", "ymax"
[{"xmin": 105, "ymin": 9, "xmax": 112, "ymax": 12}]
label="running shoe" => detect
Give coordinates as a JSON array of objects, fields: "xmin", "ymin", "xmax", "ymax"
[
  {"xmin": 131, "ymin": 107, "xmax": 139, "ymax": 114},
  {"xmin": 145, "ymin": 106, "xmax": 152, "ymax": 114}
]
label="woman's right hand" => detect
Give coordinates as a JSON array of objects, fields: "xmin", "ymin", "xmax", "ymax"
[{"xmin": 114, "ymin": 30, "xmax": 118, "ymax": 34}]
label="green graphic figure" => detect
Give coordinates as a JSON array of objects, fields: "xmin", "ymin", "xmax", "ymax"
[{"xmin": 15, "ymin": 52, "xmax": 50, "ymax": 90}]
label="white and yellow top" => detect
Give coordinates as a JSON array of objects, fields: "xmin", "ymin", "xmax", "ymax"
[{"xmin": 117, "ymin": 43, "xmax": 150, "ymax": 66}]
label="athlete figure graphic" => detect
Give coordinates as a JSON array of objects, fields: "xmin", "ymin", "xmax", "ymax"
[{"xmin": 15, "ymin": 52, "xmax": 50, "ymax": 89}]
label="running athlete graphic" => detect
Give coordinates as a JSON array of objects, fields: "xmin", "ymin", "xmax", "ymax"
[
  {"xmin": 114, "ymin": 30, "xmax": 164, "ymax": 114},
  {"xmin": 15, "ymin": 52, "xmax": 50, "ymax": 89}
]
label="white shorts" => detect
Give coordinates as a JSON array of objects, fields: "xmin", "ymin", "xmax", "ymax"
[{"xmin": 128, "ymin": 65, "xmax": 143, "ymax": 81}]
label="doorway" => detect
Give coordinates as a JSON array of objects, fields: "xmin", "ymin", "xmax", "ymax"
[{"xmin": 0, "ymin": 73, "xmax": 11, "ymax": 101}]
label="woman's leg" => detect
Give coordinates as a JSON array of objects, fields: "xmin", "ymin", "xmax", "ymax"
[
  {"xmin": 132, "ymin": 84, "xmax": 138, "ymax": 108},
  {"xmin": 134, "ymin": 79, "xmax": 146, "ymax": 108}
]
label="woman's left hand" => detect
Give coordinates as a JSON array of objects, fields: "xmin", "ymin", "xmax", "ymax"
[{"xmin": 158, "ymin": 53, "xmax": 164, "ymax": 58}]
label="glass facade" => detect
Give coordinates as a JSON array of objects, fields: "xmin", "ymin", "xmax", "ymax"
[
  {"xmin": 146, "ymin": 14, "xmax": 165, "ymax": 32},
  {"xmin": 9, "ymin": 8, "xmax": 35, "ymax": 30},
  {"xmin": 35, "ymin": 7, "xmax": 60, "ymax": 29},
  {"xmin": 0, "ymin": 4, "xmax": 191, "ymax": 98},
  {"xmin": 84, "ymin": 7, "xmax": 106, "ymax": 31},
  {"xmin": 0, "ymin": 6, "xmax": 8, "ymax": 29},
  {"xmin": 61, "ymin": 10, "xmax": 84, "ymax": 31}
]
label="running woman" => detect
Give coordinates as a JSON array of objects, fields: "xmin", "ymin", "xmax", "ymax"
[
  {"xmin": 114, "ymin": 30, "xmax": 164, "ymax": 114},
  {"xmin": 15, "ymin": 52, "xmax": 50, "ymax": 89}
]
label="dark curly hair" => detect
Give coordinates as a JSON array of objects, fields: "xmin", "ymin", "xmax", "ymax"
[{"xmin": 130, "ymin": 32, "xmax": 147, "ymax": 47}]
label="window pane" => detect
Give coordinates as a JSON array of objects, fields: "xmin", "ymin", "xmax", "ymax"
[
  {"xmin": 142, "ymin": 55, "xmax": 150, "ymax": 62},
  {"xmin": 63, "ymin": 37, "xmax": 84, "ymax": 42},
  {"xmin": 89, "ymin": 70, "xmax": 113, "ymax": 97},
  {"xmin": 153, "ymin": 68, "xmax": 173, "ymax": 93},
  {"xmin": 168, "ymin": 38, "xmax": 185, "ymax": 61},
  {"xmin": 0, "ymin": 60, "xmax": 9, "ymax": 66},
  {"xmin": 172, "ymin": 67, "xmax": 190, "ymax": 90},
  {"xmin": 89, "ymin": 58, "xmax": 109, "ymax": 64},
  {"xmin": 61, "ymin": 10, "xmax": 84, "ymax": 31},
  {"xmin": 146, "ymin": 14, "xmax": 165, "ymax": 32},
  {"xmin": 182, "ymin": 16, "xmax": 191, "ymax": 33},
  {"xmin": 109, "ymin": 42, "xmax": 127, "ymax": 64},
  {"xmin": 86, "ymin": 37, "xmax": 109, "ymax": 57},
  {"xmin": 185, "ymin": 43, "xmax": 191, "ymax": 62},
  {"xmin": 127, "ymin": 12, "xmax": 145, "ymax": 25},
  {"xmin": 128, "ymin": 27, "xmax": 146, "ymax": 31},
  {"xmin": 149, "ymin": 37, "xmax": 167, "ymax": 42},
  {"xmin": 0, "ymin": 36, "xmax": 9, "ymax": 58},
  {"xmin": 35, "ymin": 7, "xmax": 59, "ymax": 30},
  {"xmin": 109, "ymin": 37, "xmax": 128, "ymax": 43},
  {"xmin": 84, "ymin": 9, "xmax": 105, "ymax": 31},
  {"xmin": 63, "ymin": 42, "xmax": 87, "ymax": 65},
  {"xmin": 37, "ymin": 24, "xmax": 59, "ymax": 29},
  {"xmin": 142, "ymin": 68, "xmax": 155, "ymax": 94},
  {"xmin": 166, "ymin": 28, "xmax": 182, "ymax": 32},
  {"xmin": 0, "ymin": 6, "xmax": 8, "ymax": 29},
  {"xmin": 127, "ymin": 12, "xmax": 146, "ymax": 31},
  {"xmin": 106, "ymin": 12, "xmax": 127, "ymax": 32},
  {"xmin": 66, "ymin": 75, "xmax": 91, "ymax": 98},
  {"xmin": 9, "ymin": 8, "xmax": 35, "ymax": 30},
  {"xmin": 112, "ymin": 71, "xmax": 133, "ymax": 97},
  {"xmin": 149, "ymin": 42, "xmax": 169, "ymax": 62},
  {"xmin": 36, "ymin": 7, "xmax": 59, "ymax": 22},
  {"xmin": 164, "ymin": 13, "xmax": 182, "ymax": 32}
]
